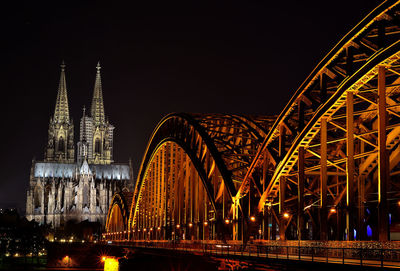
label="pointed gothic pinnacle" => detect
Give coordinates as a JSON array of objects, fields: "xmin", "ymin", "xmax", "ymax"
[
  {"xmin": 61, "ymin": 60, "xmax": 66, "ymax": 71},
  {"xmin": 96, "ymin": 61, "xmax": 101, "ymax": 72}
]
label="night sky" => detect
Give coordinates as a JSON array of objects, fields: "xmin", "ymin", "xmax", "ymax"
[{"xmin": 0, "ymin": 0, "xmax": 382, "ymax": 212}]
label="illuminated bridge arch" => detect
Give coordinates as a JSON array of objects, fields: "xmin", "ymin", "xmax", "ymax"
[
  {"xmin": 127, "ymin": 113, "xmax": 274, "ymax": 240},
  {"xmin": 241, "ymin": 0, "xmax": 400, "ymax": 242},
  {"xmin": 105, "ymin": 192, "xmax": 133, "ymax": 240}
]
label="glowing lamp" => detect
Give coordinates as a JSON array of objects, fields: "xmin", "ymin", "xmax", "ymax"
[
  {"xmin": 150, "ymin": 227, "xmax": 153, "ymax": 231},
  {"xmin": 225, "ymin": 219, "xmax": 230, "ymax": 224},
  {"xmin": 204, "ymin": 221, "xmax": 208, "ymax": 226},
  {"xmin": 101, "ymin": 256, "xmax": 107, "ymax": 262},
  {"xmin": 283, "ymin": 212, "xmax": 289, "ymax": 218},
  {"xmin": 157, "ymin": 227, "xmax": 161, "ymax": 231},
  {"xmin": 176, "ymin": 224, "xmax": 180, "ymax": 229},
  {"xmin": 144, "ymin": 228, "xmax": 147, "ymax": 232},
  {"xmin": 104, "ymin": 257, "xmax": 119, "ymax": 271},
  {"xmin": 250, "ymin": 216, "xmax": 256, "ymax": 222},
  {"xmin": 188, "ymin": 222, "xmax": 193, "ymax": 227},
  {"xmin": 330, "ymin": 208, "xmax": 337, "ymax": 214}
]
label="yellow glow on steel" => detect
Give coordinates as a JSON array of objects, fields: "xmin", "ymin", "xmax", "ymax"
[
  {"xmin": 188, "ymin": 222, "xmax": 193, "ymax": 227},
  {"xmin": 330, "ymin": 208, "xmax": 337, "ymax": 214},
  {"xmin": 104, "ymin": 257, "xmax": 119, "ymax": 271},
  {"xmin": 225, "ymin": 219, "xmax": 230, "ymax": 224},
  {"xmin": 203, "ymin": 221, "xmax": 208, "ymax": 226},
  {"xmin": 283, "ymin": 212, "xmax": 289, "ymax": 219},
  {"xmin": 250, "ymin": 216, "xmax": 256, "ymax": 222}
]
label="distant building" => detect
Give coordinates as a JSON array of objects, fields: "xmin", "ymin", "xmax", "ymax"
[{"xmin": 25, "ymin": 62, "xmax": 133, "ymax": 227}]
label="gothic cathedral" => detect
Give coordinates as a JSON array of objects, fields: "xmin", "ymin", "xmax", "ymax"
[{"xmin": 25, "ymin": 62, "xmax": 133, "ymax": 228}]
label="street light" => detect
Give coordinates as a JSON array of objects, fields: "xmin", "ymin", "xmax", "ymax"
[
  {"xmin": 188, "ymin": 222, "xmax": 193, "ymax": 227},
  {"xmin": 330, "ymin": 208, "xmax": 337, "ymax": 214},
  {"xmin": 250, "ymin": 216, "xmax": 256, "ymax": 222},
  {"xmin": 204, "ymin": 221, "xmax": 208, "ymax": 226},
  {"xmin": 225, "ymin": 219, "xmax": 230, "ymax": 224},
  {"xmin": 283, "ymin": 212, "xmax": 289, "ymax": 218}
]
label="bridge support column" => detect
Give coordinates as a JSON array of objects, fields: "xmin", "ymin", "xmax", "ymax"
[
  {"xmin": 378, "ymin": 66, "xmax": 389, "ymax": 241},
  {"xmin": 279, "ymin": 177, "xmax": 286, "ymax": 241},
  {"xmin": 346, "ymin": 91, "xmax": 355, "ymax": 241},
  {"xmin": 320, "ymin": 118, "xmax": 328, "ymax": 241},
  {"xmin": 232, "ymin": 198, "xmax": 239, "ymax": 240},
  {"xmin": 297, "ymin": 147, "xmax": 305, "ymax": 240}
]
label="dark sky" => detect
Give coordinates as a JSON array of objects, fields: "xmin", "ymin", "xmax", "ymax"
[{"xmin": 0, "ymin": 0, "xmax": 382, "ymax": 211}]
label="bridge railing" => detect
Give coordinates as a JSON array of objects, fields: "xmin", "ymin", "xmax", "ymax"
[{"xmin": 108, "ymin": 240, "xmax": 400, "ymax": 268}]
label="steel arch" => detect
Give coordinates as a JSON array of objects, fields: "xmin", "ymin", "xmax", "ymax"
[{"xmin": 127, "ymin": 113, "xmax": 273, "ymax": 237}]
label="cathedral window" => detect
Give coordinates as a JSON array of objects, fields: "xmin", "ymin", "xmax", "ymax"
[
  {"xmin": 95, "ymin": 138, "xmax": 101, "ymax": 154},
  {"xmin": 58, "ymin": 137, "xmax": 65, "ymax": 152}
]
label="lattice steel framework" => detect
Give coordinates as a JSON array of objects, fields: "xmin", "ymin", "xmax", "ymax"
[
  {"xmin": 241, "ymin": 0, "xmax": 400, "ymax": 241},
  {"xmin": 105, "ymin": 0, "xmax": 400, "ymax": 242},
  {"xmin": 127, "ymin": 113, "xmax": 273, "ymax": 240}
]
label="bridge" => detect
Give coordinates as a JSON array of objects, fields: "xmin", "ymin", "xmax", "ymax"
[{"xmin": 104, "ymin": 1, "xmax": 400, "ymax": 266}]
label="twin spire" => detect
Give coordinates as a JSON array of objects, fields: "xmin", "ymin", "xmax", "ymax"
[
  {"xmin": 53, "ymin": 61, "xmax": 106, "ymax": 125},
  {"xmin": 54, "ymin": 61, "xmax": 70, "ymax": 123},
  {"xmin": 91, "ymin": 62, "xmax": 106, "ymax": 124}
]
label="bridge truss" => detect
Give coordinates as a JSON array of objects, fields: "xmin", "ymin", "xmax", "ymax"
[{"xmin": 105, "ymin": 0, "xmax": 400, "ymax": 242}]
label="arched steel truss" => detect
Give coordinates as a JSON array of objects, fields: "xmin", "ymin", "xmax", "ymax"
[
  {"xmin": 105, "ymin": 192, "xmax": 133, "ymax": 240},
  {"xmin": 241, "ymin": 0, "xmax": 400, "ymax": 241},
  {"xmin": 106, "ymin": 0, "xmax": 400, "ymax": 242},
  {"xmin": 127, "ymin": 113, "xmax": 273, "ymax": 240}
]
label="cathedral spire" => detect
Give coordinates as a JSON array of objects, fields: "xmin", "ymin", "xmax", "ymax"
[
  {"xmin": 90, "ymin": 61, "xmax": 105, "ymax": 124},
  {"xmin": 54, "ymin": 61, "xmax": 70, "ymax": 123}
]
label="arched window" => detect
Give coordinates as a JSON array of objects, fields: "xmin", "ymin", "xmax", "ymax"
[
  {"xmin": 58, "ymin": 137, "xmax": 65, "ymax": 152},
  {"xmin": 95, "ymin": 138, "xmax": 101, "ymax": 154}
]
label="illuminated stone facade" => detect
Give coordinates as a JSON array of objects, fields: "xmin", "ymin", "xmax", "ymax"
[{"xmin": 26, "ymin": 62, "xmax": 133, "ymax": 228}]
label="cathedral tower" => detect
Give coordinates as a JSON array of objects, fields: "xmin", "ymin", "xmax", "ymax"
[
  {"xmin": 77, "ymin": 62, "xmax": 114, "ymax": 164},
  {"xmin": 45, "ymin": 61, "xmax": 74, "ymax": 163}
]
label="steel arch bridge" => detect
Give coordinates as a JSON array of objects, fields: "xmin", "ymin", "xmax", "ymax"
[{"xmin": 106, "ymin": 0, "xmax": 400, "ymax": 242}]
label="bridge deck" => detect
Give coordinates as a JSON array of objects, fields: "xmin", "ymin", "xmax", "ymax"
[{"xmin": 108, "ymin": 241, "xmax": 400, "ymax": 269}]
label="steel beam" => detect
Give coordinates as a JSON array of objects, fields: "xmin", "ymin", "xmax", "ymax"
[
  {"xmin": 346, "ymin": 91, "xmax": 355, "ymax": 241},
  {"xmin": 320, "ymin": 118, "xmax": 328, "ymax": 240},
  {"xmin": 378, "ymin": 66, "xmax": 389, "ymax": 241}
]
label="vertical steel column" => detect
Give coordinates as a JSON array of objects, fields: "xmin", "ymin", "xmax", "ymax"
[
  {"xmin": 346, "ymin": 91, "xmax": 355, "ymax": 241},
  {"xmin": 298, "ymin": 147, "xmax": 305, "ymax": 240},
  {"xmin": 378, "ymin": 66, "xmax": 389, "ymax": 241},
  {"xmin": 320, "ymin": 118, "xmax": 328, "ymax": 240},
  {"xmin": 279, "ymin": 177, "xmax": 286, "ymax": 240}
]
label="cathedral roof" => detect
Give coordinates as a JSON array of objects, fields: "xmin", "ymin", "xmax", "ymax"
[
  {"xmin": 80, "ymin": 159, "xmax": 92, "ymax": 175},
  {"xmin": 53, "ymin": 61, "xmax": 70, "ymax": 124},
  {"xmin": 90, "ymin": 62, "xmax": 106, "ymax": 124},
  {"xmin": 33, "ymin": 162, "xmax": 130, "ymax": 180}
]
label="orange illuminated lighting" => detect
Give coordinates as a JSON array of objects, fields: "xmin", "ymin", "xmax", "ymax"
[
  {"xmin": 138, "ymin": 229, "xmax": 141, "ymax": 232},
  {"xmin": 204, "ymin": 221, "xmax": 208, "ymax": 226},
  {"xmin": 398, "ymin": 200, "xmax": 400, "ymax": 206},
  {"xmin": 104, "ymin": 257, "xmax": 119, "ymax": 271},
  {"xmin": 157, "ymin": 227, "xmax": 161, "ymax": 231},
  {"xmin": 143, "ymin": 228, "xmax": 147, "ymax": 232},
  {"xmin": 150, "ymin": 227, "xmax": 153, "ymax": 231},
  {"xmin": 188, "ymin": 222, "xmax": 193, "ymax": 227},
  {"xmin": 62, "ymin": 255, "xmax": 70, "ymax": 263},
  {"xmin": 250, "ymin": 216, "xmax": 256, "ymax": 222},
  {"xmin": 330, "ymin": 208, "xmax": 337, "ymax": 214},
  {"xmin": 283, "ymin": 212, "xmax": 290, "ymax": 219},
  {"xmin": 176, "ymin": 224, "xmax": 180, "ymax": 229},
  {"xmin": 101, "ymin": 256, "xmax": 107, "ymax": 262},
  {"xmin": 225, "ymin": 219, "xmax": 230, "ymax": 224}
]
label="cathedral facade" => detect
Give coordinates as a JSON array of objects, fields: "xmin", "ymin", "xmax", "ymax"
[{"xmin": 25, "ymin": 62, "xmax": 133, "ymax": 228}]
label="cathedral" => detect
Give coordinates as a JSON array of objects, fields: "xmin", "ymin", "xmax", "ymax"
[{"xmin": 25, "ymin": 62, "xmax": 133, "ymax": 228}]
